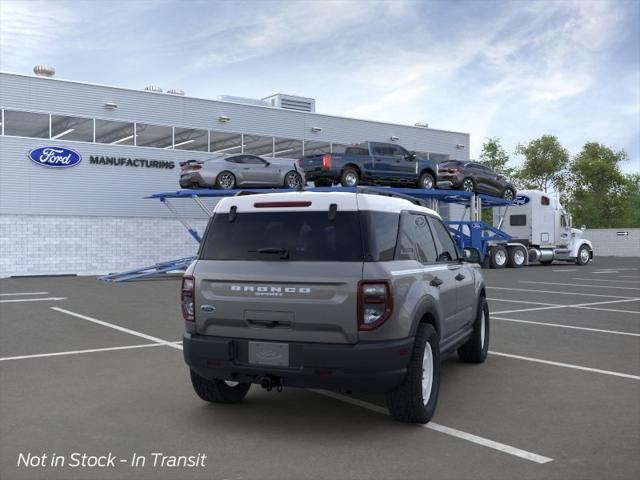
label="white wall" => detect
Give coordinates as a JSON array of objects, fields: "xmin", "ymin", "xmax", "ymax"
[
  {"xmin": 0, "ymin": 215, "xmax": 208, "ymax": 277},
  {"xmin": 585, "ymin": 228, "xmax": 640, "ymax": 257}
]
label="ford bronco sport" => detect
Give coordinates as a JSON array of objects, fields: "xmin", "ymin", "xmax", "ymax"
[{"xmin": 182, "ymin": 188, "xmax": 489, "ymax": 423}]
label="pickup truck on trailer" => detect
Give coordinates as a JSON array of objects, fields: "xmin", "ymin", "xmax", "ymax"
[{"xmin": 298, "ymin": 141, "xmax": 439, "ymax": 189}]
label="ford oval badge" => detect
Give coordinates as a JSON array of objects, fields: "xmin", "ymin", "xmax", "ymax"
[
  {"xmin": 514, "ymin": 195, "xmax": 530, "ymax": 205},
  {"xmin": 200, "ymin": 305, "xmax": 216, "ymax": 313},
  {"xmin": 28, "ymin": 146, "xmax": 82, "ymax": 168}
]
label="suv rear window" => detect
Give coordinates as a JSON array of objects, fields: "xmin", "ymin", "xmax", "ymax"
[{"xmin": 200, "ymin": 212, "xmax": 364, "ymax": 262}]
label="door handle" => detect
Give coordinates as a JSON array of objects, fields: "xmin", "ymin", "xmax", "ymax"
[
  {"xmin": 430, "ymin": 277, "xmax": 443, "ymax": 287},
  {"xmin": 455, "ymin": 273, "xmax": 465, "ymax": 281}
]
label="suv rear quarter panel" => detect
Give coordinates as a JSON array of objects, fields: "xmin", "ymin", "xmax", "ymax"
[{"xmin": 359, "ymin": 261, "xmax": 444, "ymax": 342}]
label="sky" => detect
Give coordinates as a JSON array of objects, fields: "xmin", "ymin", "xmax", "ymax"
[{"xmin": 1, "ymin": 0, "xmax": 638, "ymax": 173}]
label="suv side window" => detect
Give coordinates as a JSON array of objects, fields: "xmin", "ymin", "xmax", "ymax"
[
  {"xmin": 395, "ymin": 212, "xmax": 438, "ymax": 263},
  {"xmin": 429, "ymin": 217, "xmax": 459, "ymax": 262}
]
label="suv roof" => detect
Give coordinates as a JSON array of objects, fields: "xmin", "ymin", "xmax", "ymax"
[{"xmin": 214, "ymin": 191, "xmax": 440, "ymax": 218}]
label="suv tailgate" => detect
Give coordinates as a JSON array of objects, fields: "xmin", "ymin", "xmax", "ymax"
[{"xmin": 193, "ymin": 261, "xmax": 361, "ymax": 344}]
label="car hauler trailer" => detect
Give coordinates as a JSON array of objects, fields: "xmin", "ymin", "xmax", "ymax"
[
  {"xmin": 490, "ymin": 189, "xmax": 594, "ymax": 268},
  {"xmin": 99, "ymin": 186, "xmax": 593, "ymax": 282}
]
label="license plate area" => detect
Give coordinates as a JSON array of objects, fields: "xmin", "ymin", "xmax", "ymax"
[{"xmin": 248, "ymin": 341, "xmax": 289, "ymax": 367}]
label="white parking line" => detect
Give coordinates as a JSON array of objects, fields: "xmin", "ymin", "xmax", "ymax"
[
  {"xmin": 0, "ymin": 343, "xmax": 166, "ymax": 361},
  {"xmin": 488, "ymin": 298, "xmax": 558, "ymax": 306},
  {"xmin": 312, "ymin": 390, "xmax": 553, "ymax": 464},
  {"xmin": 0, "ymin": 297, "xmax": 67, "ymax": 303},
  {"xmin": 593, "ymin": 270, "xmax": 620, "ymax": 274},
  {"xmin": 489, "ymin": 351, "xmax": 640, "ymax": 380},
  {"xmin": 51, "ymin": 307, "xmax": 183, "ymax": 350},
  {"xmin": 488, "ymin": 286, "xmax": 637, "ymax": 299},
  {"xmin": 520, "ymin": 281, "xmax": 640, "ymax": 291},
  {"xmin": 492, "ymin": 316, "xmax": 640, "ymax": 337},
  {"xmin": 552, "ymin": 269, "xmax": 579, "ymax": 272},
  {"xmin": 491, "ymin": 298, "xmax": 640, "ymax": 315},
  {"xmin": 0, "ymin": 292, "xmax": 49, "ymax": 296},
  {"xmin": 572, "ymin": 278, "xmax": 640, "ymax": 284},
  {"xmin": 620, "ymin": 275, "xmax": 640, "ymax": 279}
]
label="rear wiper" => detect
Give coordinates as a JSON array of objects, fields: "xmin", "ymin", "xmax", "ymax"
[{"xmin": 248, "ymin": 247, "xmax": 290, "ymax": 260}]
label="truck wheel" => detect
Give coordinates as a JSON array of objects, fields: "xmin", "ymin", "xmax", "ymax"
[
  {"xmin": 489, "ymin": 245, "xmax": 508, "ymax": 269},
  {"xmin": 458, "ymin": 297, "xmax": 489, "ymax": 363},
  {"xmin": 189, "ymin": 369, "xmax": 250, "ymax": 403},
  {"xmin": 340, "ymin": 168, "xmax": 359, "ymax": 187},
  {"xmin": 576, "ymin": 245, "xmax": 591, "ymax": 265},
  {"xmin": 418, "ymin": 172, "xmax": 435, "ymax": 190},
  {"xmin": 507, "ymin": 246, "xmax": 526, "ymax": 268},
  {"xmin": 216, "ymin": 171, "xmax": 236, "ymax": 190},
  {"xmin": 386, "ymin": 323, "xmax": 440, "ymax": 424}
]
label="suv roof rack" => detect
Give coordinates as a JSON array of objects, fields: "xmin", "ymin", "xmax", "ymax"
[{"xmin": 355, "ymin": 186, "xmax": 430, "ymax": 209}]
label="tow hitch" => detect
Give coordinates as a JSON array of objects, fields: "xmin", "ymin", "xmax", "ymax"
[{"xmin": 260, "ymin": 376, "xmax": 283, "ymax": 392}]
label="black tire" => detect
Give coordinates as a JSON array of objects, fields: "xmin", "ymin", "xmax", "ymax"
[
  {"xmin": 386, "ymin": 323, "xmax": 440, "ymax": 424},
  {"xmin": 216, "ymin": 171, "xmax": 236, "ymax": 190},
  {"xmin": 502, "ymin": 187, "xmax": 515, "ymax": 201},
  {"xmin": 189, "ymin": 369, "xmax": 250, "ymax": 403},
  {"xmin": 461, "ymin": 177, "xmax": 475, "ymax": 192},
  {"xmin": 489, "ymin": 245, "xmax": 508, "ymax": 269},
  {"xmin": 576, "ymin": 245, "xmax": 591, "ymax": 265},
  {"xmin": 340, "ymin": 168, "xmax": 359, "ymax": 187},
  {"xmin": 507, "ymin": 246, "xmax": 526, "ymax": 268},
  {"xmin": 458, "ymin": 297, "xmax": 489, "ymax": 363},
  {"xmin": 418, "ymin": 172, "xmax": 435, "ymax": 190},
  {"xmin": 284, "ymin": 170, "xmax": 303, "ymax": 189}
]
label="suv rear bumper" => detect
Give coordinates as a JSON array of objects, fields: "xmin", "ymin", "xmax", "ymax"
[{"xmin": 183, "ymin": 333, "xmax": 414, "ymax": 393}]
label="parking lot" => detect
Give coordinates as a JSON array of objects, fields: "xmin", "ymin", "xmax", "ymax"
[{"xmin": 1, "ymin": 256, "xmax": 639, "ymax": 480}]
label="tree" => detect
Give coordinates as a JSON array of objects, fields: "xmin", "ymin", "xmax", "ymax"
[
  {"xmin": 619, "ymin": 174, "xmax": 640, "ymax": 228},
  {"xmin": 479, "ymin": 137, "xmax": 514, "ymax": 177},
  {"xmin": 566, "ymin": 142, "xmax": 629, "ymax": 228},
  {"xmin": 515, "ymin": 135, "xmax": 569, "ymax": 193}
]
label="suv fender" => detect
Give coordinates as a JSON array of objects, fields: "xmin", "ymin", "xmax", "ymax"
[{"xmin": 408, "ymin": 295, "xmax": 442, "ymax": 339}]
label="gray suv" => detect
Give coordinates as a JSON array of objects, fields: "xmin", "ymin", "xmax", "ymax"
[{"xmin": 182, "ymin": 188, "xmax": 489, "ymax": 423}]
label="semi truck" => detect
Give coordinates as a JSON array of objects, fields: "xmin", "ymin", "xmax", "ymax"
[{"xmin": 487, "ymin": 189, "xmax": 594, "ymax": 268}]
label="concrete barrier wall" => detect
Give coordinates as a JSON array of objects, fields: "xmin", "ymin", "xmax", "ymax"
[{"xmin": 585, "ymin": 228, "xmax": 640, "ymax": 257}]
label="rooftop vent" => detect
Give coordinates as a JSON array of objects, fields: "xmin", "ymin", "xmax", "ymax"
[
  {"xmin": 262, "ymin": 94, "xmax": 316, "ymax": 113},
  {"xmin": 144, "ymin": 85, "xmax": 163, "ymax": 93},
  {"xmin": 216, "ymin": 95, "xmax": 270, "ymax": 107},
  {"xmin": 414, "ymin": 122, "xmax": 429, "ymax": 128},
  {"xmin": 167, "ymin": 88, "xmax": 185, "ymax": 96},
  {"xmin": 33, "ymin": 65, "xmax": 55, "ymax": 77}
]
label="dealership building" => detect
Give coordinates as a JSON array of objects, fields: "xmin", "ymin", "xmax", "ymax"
[{"xmin": 0, "ymin": 69, "xmax": 470, "ymax": 277}]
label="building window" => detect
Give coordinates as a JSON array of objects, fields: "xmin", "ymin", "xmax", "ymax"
[
  {"xmin": 95, "ymin": 119, "xmax": 135, "ymax": 145},
  {"xmin": 303, "ymin": 141, "xmax": 330, "ymax": 156},
  {"xmin": 173, "ymin": 127, "xmax": 208, "ymax": 151},
  {"xmin": 273, "ymin": 137, "xmax": 303, "ymax": 158},
  {"xmin": 51, "ymin": 114, "xmax": 93, "ymax": 142},
  {"xmin": 3, "ymin": 110, "xmax": 49, "ymax": 138},
  {"xmin": 135, "ymin": 123, "xmax": 173, "ymax": 148},
  {"xmin": 210, "ymin": 131, "xmax": 243, "ymax": 154},
  {"xmin": 244, "ymin": 134, "xmax": 274, "ymax": 156}
]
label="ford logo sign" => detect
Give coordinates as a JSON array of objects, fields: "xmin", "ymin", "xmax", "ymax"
[
  {"xmin": 514, "ymin": 195, "xmax": 530, "ymax": 206},
  {"xmin": 28, "ymin": 146, "xmax": 82, "ymax": 168}
]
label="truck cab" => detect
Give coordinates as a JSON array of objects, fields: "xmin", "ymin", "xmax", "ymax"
[{"xmin": 494, "ymin": 190, "xmax": 593, "ymax": 265}]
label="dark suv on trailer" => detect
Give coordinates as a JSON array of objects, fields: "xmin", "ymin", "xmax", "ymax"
[
  {"xmin": 438, "ymin": 160, "xmax": 516, "ymax": 199},
  {"xmin": 181, "ymin": 189, "xmax": 489, "ymax": 423}
]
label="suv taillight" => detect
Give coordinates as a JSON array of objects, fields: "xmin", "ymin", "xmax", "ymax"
[
  {"xmin": 181, "ymin": 276, "xmax": 195, "ymax": 322},
  {"xmin": 358, "ymin": 280, "xmax": 393, "ymax": 331},
  {"xmin": 322, "ymin": 154, "xmax": 332, "ymax": 170}
]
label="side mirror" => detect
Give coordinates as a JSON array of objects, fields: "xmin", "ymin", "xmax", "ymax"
[
  {"xmin": 406, "ymin": 151, "xmax": 417, "ymax": 161},
  {"xmin": 463, "ymin": 248, "xmax": 481, "ymax": 263}
]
